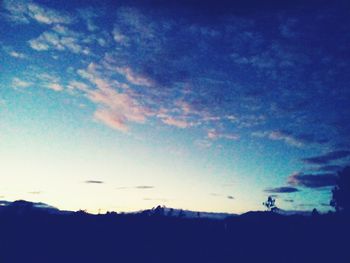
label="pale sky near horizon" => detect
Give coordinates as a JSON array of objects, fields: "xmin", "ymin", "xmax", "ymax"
[{"xmin": 1, "ymin": 0, "xmax": 349, "ymax": 213}]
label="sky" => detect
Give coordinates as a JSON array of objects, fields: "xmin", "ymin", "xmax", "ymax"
[{"xmin": 1, "ymin": 0, "xmax": 350, "ymax": 214}]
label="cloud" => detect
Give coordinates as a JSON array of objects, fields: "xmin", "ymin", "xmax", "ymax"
[
  {"xmin": 207, "ymin": 129, "xmax": 239, "ymax": 140},
  {"xmin": 77, "ymin": 63, "xmax": 152, "ymax": 132},
  {"xmin": 35, "ymin": 73, "xmax": 64, "ymax": 92},
  {"xmin": 89, "ymin": 86, "xmax": 149, "ymax": 130},
  {"xmin": 112, "ymin": 27, "xmax": 129, "ymax": 45},
  {"xmin": 2, "ymin": 0, "xmax": 73, "ymax": 25},
  {"xmin": 27, "ymin": 3, "xmax": 73, "ymax": 24},
  {"xmin": 47, "ymin": 83, "xmax": 63, "ymax": 92},
  {"xmin": 28, "ymin": 38, "xmax": 50, "ymax": 51},
  {"xmin": 9, "ymin": 51, "xmax": 26, "ymax": 59},
  {"xmin": 293, "ymin": 133, "xmax": 329, "ymax": 145},
  {"xmin": 161, "ymin": 116, "xmax": 192, "ymax": 128},
  {"xmin": 194, "ymin": 139, "xmax": 212, "ymax": 149},
  {"xmin": 264, "ymin": 186, "xmax": 300, "ymax": 193},
  {"xmin": 116, "ymin": 185, "xmax": 155, "ymax": 190},
  {"xmin": 50, "ymin": 5, "xmax": 343, "ymax": 150},
  {"xmin": 311, "ymin": 165, "xmax": 343, "ymax": 172},
  {"xmin": 85, "ymin": 180, "xmax": 104, "ymax": 184},
  {"xmin": 252, "ymin": 130, "xmax": 303, "ymax": 147},
  {"xmin": 287, "ymin": 172, "xmax": 337, "ymax": 188},
  {"xmin": 94, "ymin": 108, "xmax": 128, "ymax": 132},
  {"xmin": 78, "ymin": 8, "xmax": 100, "ymax": 32},
  {"xmin": 28, "ymin": 30, "xmax": 88, "ymax": 54},
  {"xmin": 1, "ymin": 45, "xmax": 27, "ymax": 59},
  {"xmin": 116, "ymin": 67, "xmax": 154, "ymax": 87},
  {"xmin": 67, "ymin": 81, "xmax": 90, "ymax": 93},
  {"xmin": 236, "ymin": 115, "xmax": 266, "ymax": 128},
  {"xmin": 296, "ymin": 203, "xmax": 315, "ymax": 208},
  {"xmin": 2, "ymin": 0, "xmax": 30, "ymax": 23},
  {"xmin": 135, "ymin": 185, "xmax": 154, "ymax": 189},
  {"xmin": 5, "ymin": 0, "xmax": 349, "ymax": 157},
  {"xmin": 301, "ymin": 150, "xmax": 350, "ymax": 164},
  {"xmin": 12, "ymin": 77, "xmax": 31, "ymax": 88}
]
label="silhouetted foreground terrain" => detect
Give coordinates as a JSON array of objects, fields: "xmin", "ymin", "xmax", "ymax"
[{"xmin": 0, "ymin": 201, "xmax": 349, "ymax": 263}]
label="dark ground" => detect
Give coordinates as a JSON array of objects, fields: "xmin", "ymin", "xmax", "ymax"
[{"xmin": 0, "ymin": 202, "xmax": 349, "ymax": 263}]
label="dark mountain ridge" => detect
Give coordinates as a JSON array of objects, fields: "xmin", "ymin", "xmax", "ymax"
[{"xmin": 0, "ymin": 199, "xmax": 348, "ymax": 263}]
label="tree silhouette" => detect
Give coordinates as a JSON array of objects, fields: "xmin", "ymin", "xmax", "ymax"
[
  {"xmin": 312, "ymin": 208, "xmax": 319, "ymax": 217},
  {"xmin": 263, "ymin": 196, "xmax": 278, "ymax": 212},
  {"xmin": 330, "ymin": 166, "xmax": 350, "ymax": 213}
]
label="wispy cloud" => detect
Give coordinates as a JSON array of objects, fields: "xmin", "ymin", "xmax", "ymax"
[
  {"xmin": 9, "ymin": 50, "xmax": 26, "ymax": 58},
  {"xmin": 302, "ymin": 150, "xmax": 350, "ymax": 165},
  {"xmin": 1, "ymin": 45, "xmax": 27, "ymax": 59},
  {"xmin": 112, "ymin": 27, "xmax": 128, "ymax": 45},
  {"xmin": 77, "ymin": 63, "xmax": 152, "ymax": 132},
  {"xmin": 27, "ymin": 3, "xmax": 73, "ymax": 24},
  {"xmin": 311, "ymin": 165, "xmax": 343, "ymax": 172},
  {"xmin": 89, "ymin": 86, "xmax": 149, "ymax": 130},
  {"xmin": 78, "ymin": 8, "xmax": 100, "ymax": 32},
  {"xmin": 135, "ymin": 185, "xmax": 154, "ymax": 189},
  {"xmin": 287, "ymin": 172, "xmax": 337, "ymax": 188},
  {"xmin": 2, "ymin": 0, "xmax": 73, "ymax": 25},
  {"xmin": 194, "ymin": 139, "xmax": 212, "ymax": 149},
  {"xmin": 12, "ymin": 77, "xmax": 31, "ymax": 88},
  {"xmin": 161, "ymin": 116, "xmax": 193, "ymax": 129},
  {"xmin": 85, "ymin": 180, "xmax": 104, "ymax": 184},
  {"xmin": 47, "ymin": 83, "xmax": 63, "ymax": 92},
  {"xmin": 264, "ymin": 186, "xmax": 300, "ymax": 193},
  {"xmin": 2, "ymin": 0, "xmax": 30, "ymax": 24},
  {"xmin": 116, "ymin": 185, "xmax": 155, "ymax": 190},
  {"xmin": 94, "ymin": 109, "xmax": 129, "ymax": 132},
  {"xmin": 35, "ymin": 73, "xmax": 64, "ymax": 92},
  {"xmin": 28, "ymin": 38, "xmax": 50, "ymax": 51},
  {"xmin": 252, "ymin": 130, "xmax": 303, "ymax": 147},
  {"xmin": 116, "ymin": 67, "xmax": 154, "ymax": 87},
  {"xmin": 28, "ymin": 29, "xmax": 89, "ymax": 54},
  {"xmin": 207, "ymin": 129, "xmax": 239, "ymax": 140}
]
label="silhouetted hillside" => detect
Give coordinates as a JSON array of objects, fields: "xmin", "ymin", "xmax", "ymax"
[{"xmin": 0, "ymin": 200, "xmax": 349, "ymax": 263}]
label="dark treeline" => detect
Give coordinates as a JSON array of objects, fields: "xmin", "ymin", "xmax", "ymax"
[{"xmin": 0, "ymin": 205, "xmax": 349, "ymax": 263}]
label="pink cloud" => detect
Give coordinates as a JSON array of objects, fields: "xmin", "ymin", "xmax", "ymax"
[
  {"xmin": 94, "ymin": 108, "xmax": 128, "ymax": 132},
  {"xmin": 89, "ymin": 88, "xmax": 148, "ymax": 124},
  {"xmin": 287, "ymin": 172, "xmax": 302, "ymax": 186},
  {"xmin": 116, "ymin": 67, "xmax": 153, "ymax": 87},
  {"xmin": 48, "ymin": 83, "xmax": 63, "ymax": 91},
  {"xmin": 76, "ymin": 64, "xmax": 151, "ymax": 132},
  {"xmin": 175, "ymin": 100, "xmax": 193, "ymax": 115}
]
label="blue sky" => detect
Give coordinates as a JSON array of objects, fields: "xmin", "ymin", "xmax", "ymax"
[{"xmin": 1, "ymin": 0, "xmax": 349, "ymax": 213}]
